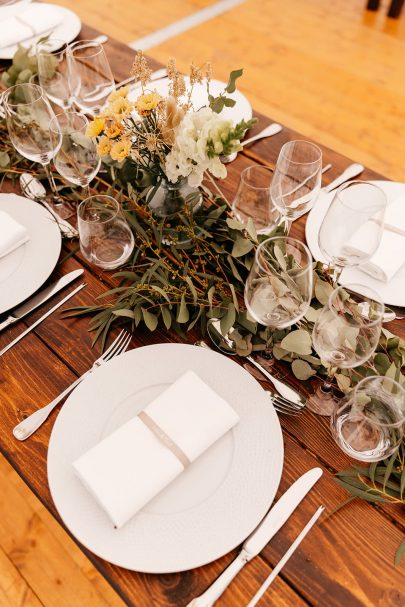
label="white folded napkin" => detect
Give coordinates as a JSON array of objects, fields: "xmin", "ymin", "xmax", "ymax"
[
  {"xmin": 73, "ymin": 370, "xmax": 240, "ymax": 528},
  {"xmin": 0, "ymin": 4, "xmax": 61, "ymax": 48},
  {"xmin": 0, "ymin": 0, "xmax": 32, "ymax": 24},
  {"xmin": 0, "ymin": 210, "xmax": 29, "ymax": 258},
  {"xmin": 343, "ymin": 195, "xmax": 405, "ymax": 283}
]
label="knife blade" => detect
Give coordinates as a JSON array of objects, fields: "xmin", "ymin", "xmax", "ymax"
[
  {"xmin": 0, "ymin": 282, "xmax": 86, "ymax": 358},
  {"xmin": 187, "ymin": 467, "xmax": 323, "ymax": 607},
  {"xmin": 0, "ymin": 269, "xmax": 84, "ymax": 332}
]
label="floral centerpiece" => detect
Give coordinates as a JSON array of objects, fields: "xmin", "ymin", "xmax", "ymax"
[{"xmin": 86, "ymin": 51, "xmax": 255, "ymax": 217}]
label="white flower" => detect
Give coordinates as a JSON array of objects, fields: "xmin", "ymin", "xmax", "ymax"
[{"xmin": 164, "ymin": 107, "xmax": 233, "ymax": 187}]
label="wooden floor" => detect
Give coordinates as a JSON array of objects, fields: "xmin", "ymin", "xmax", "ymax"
[{"xmin": 2, "ymin": 0, "xmax": 405, "ymax": 605}]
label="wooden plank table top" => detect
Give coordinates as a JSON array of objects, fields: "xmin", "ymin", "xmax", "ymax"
[{"xmin": 1, "ymin": 23, "xmax": 404, "ymax": 607}]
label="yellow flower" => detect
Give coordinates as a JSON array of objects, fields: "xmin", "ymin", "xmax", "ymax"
[
  {"xmin": 105, "ymin": 120, "xmax": 123, "ymax": 139},
  {"xmin": 135, "ymin": 92, "xmax": 162, "ymax": 116},
  {"xmin": 110, "ymin": 138, "xmax": 131, "ymax": 161},
  {"xmin": 96, "ymin": 136, "xmax": 111, "ymax": 157},
  {"xmin": 110, "ymin": 96, "xmax": 133, "ymax": 117},
  {"xmin": 107, "ymin": 86, "xmax": 129, "ymax": 103},
  {"xmin": 86, "ymin": 117, "xmax": 105, "ymax": 138}
]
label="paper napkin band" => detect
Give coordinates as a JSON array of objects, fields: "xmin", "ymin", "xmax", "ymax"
[
  {"xmin": 138, "ymin": 410, "xmax": 191, "ymax": 469},
  {"xmin": 369, "ymin": 218, "xmax": 405, "ymax": 238}
]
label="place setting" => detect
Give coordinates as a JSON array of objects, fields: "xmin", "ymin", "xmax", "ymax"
[{"xmin": 0, "ymin": 28, "xmax": 404, "ymax": 607}]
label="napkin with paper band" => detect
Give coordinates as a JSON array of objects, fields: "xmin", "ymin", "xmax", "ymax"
[
  {"xmin": 342, "ymin": 195, "xmax": 405, "ymax": 283},
  {"xmin": 0, "ymin": 4, "xmax": 62, "ymax": 49},
  {"xmin": 73, "ymin": 370, "xmax": 240, "ymax": 528},
  {"xmin": 0, "ymin": 211, "xmax": 29, "ymax": 258}
]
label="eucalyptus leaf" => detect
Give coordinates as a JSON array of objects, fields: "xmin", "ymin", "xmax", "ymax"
[
  {"xmin": 394, "ymin": 538, "xmax": 405, "ymax": 567},
  {"xmin": 280, "ymin": 329, "xmax": 312, "ymax": 355},
  {"xmin": 291, "ymin": 359, "xmax": 316, "ymax": 380},
  {"xmin": 232, "ymin": 236, "xmax": 255, "ymax": 258},
  {"xmin": 177, "ymin": 294, "xmax": 190, "ymax": 323},
  {"xmin": 141, "ymin": 307, "xmax": 158, "ymax": 331}
]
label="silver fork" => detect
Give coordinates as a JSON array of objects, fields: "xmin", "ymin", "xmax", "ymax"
[
  {"xmin": 194, "ymin": 340, "xmax": 305, "ymax": 416},
  {"xmin": 13, "ymin": 330, "xmax": 132, "ymax": 441}
]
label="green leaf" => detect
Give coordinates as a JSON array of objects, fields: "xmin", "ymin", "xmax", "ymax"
[
  {"xmin": 315, "ymin": 278, "xmax": 334, "ymax": 305},
  {"xmin": 185, "ymin": 275, "xmax": 198, "ymax": 304},
  {"xmin": 0, "ymin": 152, "xmax": 10, "ymax": 168},
  {"xmin": 245, "ymin": 218, "xmax": 257, "ymax": 242},
  {"xmin": 161, "ymin": 306, "xmax": 172, "ymax": 330},
  {"xmin": 336, "ymin": 373, "xmax": 351, "ymax": 392},
  {"xmin": 291, "ymin": 359, "xmax": 316, "ymax": 380},
  {"xmin": 274, "ymin": 244, "xmax": 287, "ymax": 271},
  {"xmin": 112, "ymin": 309, "xmax": 135, "ymax": 319},
  {"xmin": 141, "ymin": 307, "xmax": 158, "ymax": 331},
  {"xmin": 374, "ymin": 352, "xmax": 391, "ymax": 375},
  {"xmin": 177, "ymin": 294, "xmax": 190, "ymax": 323},
  {"xmin": 227, "ymin": 255, "xmax": 243, "ymax": 282},
  {"xmin": 232, "ymin": 236, "xmax": 254, "ymax": 258},
  {"xmin": 208, "ymin": 285, "xmax": 216, "ymax": 309},
  {"xmin": 220, "ymin": 302, "xmax": 236, "ymax": 336},
  {"xmin": 226, "ymin": 217, "xmax": 245, "ymax": 231},
  {"xmin": 280, "ymin": 329, "xmax": 312, "ymax": 355},
  {"xmin": 394, "ymin": 538, "xmax": 405, "ymax": 567},
  {"xmin": 383, "ymin": 452, "xmax": 398, "ymax": 492},
  {"xmin": 304, "ymin": 306, "xmax": 322, "ymax": 323},
  {"xmin": 150, "ymin": 285, "xmax": 170, "ymax": 302},
  {"xmin": 225, "ymin": 68, "xmax": 243, "ymax": 93}
]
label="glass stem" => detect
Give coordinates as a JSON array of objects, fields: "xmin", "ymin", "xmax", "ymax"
[
  {"xmin": 321, "ymin": 366, "xmax": 338, "ymax": 392},
  {"xmin": 43, "ymin": 162, "xmax": 63, "ymax": 203},
  {"xmin": 330, "ymin": 264, "xmax": 343, "ymax": 286},
  {"xmin": 83, "ymin": 184, "xmax": 91, "ymax": 199}
]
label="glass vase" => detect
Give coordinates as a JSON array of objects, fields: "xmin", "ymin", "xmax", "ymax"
[{"xmin": 147, "ymin": 176, "xmax": 202, "ymax": 218}]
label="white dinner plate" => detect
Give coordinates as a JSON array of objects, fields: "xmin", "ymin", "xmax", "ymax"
[
  {"xmin": 128, "ymin": 77, "xmax": 253, "ymax": 125},
  {"xmin": 0, "ymin": 193, "xmax": 61, "ymax": 314},
  {"xmin": 305, "ymin": 180, "xmax": 405, "ymax": 306},
  {"xmin": 0, "ymin": 3, "xmax": 81, "ymax": 60},
  {"xmin": 48, "ymin": 343, "xmax": 283, "ymax": 573}
]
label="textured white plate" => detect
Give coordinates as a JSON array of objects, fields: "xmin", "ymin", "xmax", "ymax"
[
  {"xmin": 0, "ymin": 193, "xmax": 61, "ymax": 314},
  {"xmin": 305, "ymin": 180, "xmax": 405, "ymax": 306},
  {"xmin": 128, "ymin": 77, "xmax": 253, "ymax": 125},
  {"xmin": 48, "ymin": 343, "xmax": 283, "ymax": 573},
  {"xmin": 0, "ymin": 4, "xmax": 81, "ymax": 59}
]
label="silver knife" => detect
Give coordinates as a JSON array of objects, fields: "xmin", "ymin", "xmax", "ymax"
[
  {"xmin": 0, "ymin": 269, "xmax": 84, "ymax": 332},
  {"xmin": 0, "ymin": 282, "xmax": 86, "ymax": 358},
  {"xmin": 323, "ymin": 162, "xmax": 364, "ymax": 193},
  {"xmin": 187, "ymin": 467, "xmax": 323, "ymax": 607}
]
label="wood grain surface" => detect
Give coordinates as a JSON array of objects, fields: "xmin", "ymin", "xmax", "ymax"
[{"xmin": 0, "ymin": 23, "xmax": 404, "ymax": 607}]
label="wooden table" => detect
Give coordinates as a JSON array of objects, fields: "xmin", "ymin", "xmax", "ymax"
[{"xmin": 1, "ymin": 24, "xmax": 404, "ymax": 607}]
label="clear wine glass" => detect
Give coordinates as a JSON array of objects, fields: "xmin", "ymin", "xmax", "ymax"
[
  {"xmin": 331, "ymin": 376, "xmax": 405, "ymax": 462},
  {"xmin": 36, "ymin": 39, "xmax": 73, "ymax": 110},
  {"xmin": 232, "ymin": 165, "xmax": 280, "ymax": 234},
  {"xmin": 309, "ymin": 284, "xmax": 385, "ymax": 416},
  {"xmin": 49, "ymin": 111, "xmax": 101, "ymax": 200},
  {"xmin": 77, "ymin": 195, "xmax": 134, "ymax": 269},
  {"xmin": 244, "ymin": 236, "xmax": 313, "ymax": 329},
  {"xmin": 3, "ymin": 82, "xmax": 73, "ymax": 219},
  {"xmin": 318, "ymin": 180, "xmax": 387, "ymax": 283},
  {"xmin": 67, "ymin": 40, "xmax": 115, "ymax": 115},
  {"xmin": 270, "ymin": 140, "xmax": 322, "ymax": 230}
]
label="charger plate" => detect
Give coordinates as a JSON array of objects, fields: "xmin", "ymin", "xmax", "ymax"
[
  {"xmin": 0, "ymin": 194, "xmax": 61, "ymax": 314},
  {"xmin": 47, "ymin": 343, "xmax": 283, "ymax": 573},
  {"xmin": 305, "ymin": 180, "xmax": 405, "ymax": 306}
]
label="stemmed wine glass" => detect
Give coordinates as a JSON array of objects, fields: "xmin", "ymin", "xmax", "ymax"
[
  {"xmin": 331, "ymin": 376, "xmax": 405, "ymax": 462},
  {"xmin": 67, "ymin": 40, "xmax": 115, "ymax": 115},
  {"xmin": 36, "ymin": 39, "xmax": 73, "ymax": 110},
  {"xmin": 318, "ymin": 180, "xmax": 387, "ymax": 283},
  {"xmin": 270, "ymin": 140, "xmax": 322, "ymax": 230},
  {"xmin": 49, "ymin": 111, "xmax": 101, "ymax": 200},
  {"xmin": 309, "ymin": 284, "xmax": 385, "ymax": 416},
  {"xmin": 245, "ymin": 236, "xmax": 313, "ymax": 330},
  {"xmin": 2, "ymin": 82, "xmax": 72, "ymax": 219}
]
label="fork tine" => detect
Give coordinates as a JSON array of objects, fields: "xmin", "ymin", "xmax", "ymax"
[
  {"xmin": 272, "ymin": 395, "xmax": 304, "ymax": 415},
  {"xmin": 100, "ymin": 329, "xmax": 125, "ymax": 360},
  {"xmin": 103, "ymin": 331, "xmax": 132, "ymax": 362},
  {"xmin": 274, "ymin": 394, "xmax": 306, "ymax": 410}
]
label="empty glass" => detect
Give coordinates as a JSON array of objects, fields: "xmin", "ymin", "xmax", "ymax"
[
  {"xmin": 270, "ymin": 140, "xmax": 322, "ymax": 229},
  {"xmin": 49, "ymin": 111, "xmax": 101, "ymax": 198},
  {"xmin": 318, "ymin": 180, "xmax": 387, "ymax": 282},
  {"xmin": 232, "ymin": 165, "xmax": 280, "ymax": 233},
  {"xmin": 78, "ymin": 195, "xmax": 134, "ymax": 269},
  {"xmin": 36, "ymin": 39, "xmax": 72, "ymax": 109},
  {"xmin": 309, "ymin": 284, "xmax": 385, "ymax": 416},
  {"xmin": 331, "ymin": 376, "xmax": 405, "ymax": 462},
  {"xmin": 67, "ymin": 40, "xmax": 115, "ymax": 115},
  {"xmin": 244, "ymin": 236, "xmax": 313, "ymax": 329},
  {"xmin": 2, "ymin": 82, "xmax": 73, "ymax": 218}
]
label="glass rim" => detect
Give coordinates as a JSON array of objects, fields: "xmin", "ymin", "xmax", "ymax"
[
  {"xmin": 255, "ymin": 235, "xmax": 313, "ymax": 277},
  {"xmin": 50, "ymin": 110, "xmax": 89, "ymax": 134},
  {"xmin": 279, "ymin": 139, "xmax": 322, "ymax": 166},
  {"xmin": 78, "ymin": 195, "xmax": 120, "ymax": 224},
  {"xmin": 334, "ymin": 180, "xmax": 387, "ymax": 213},
  {"xmin": 240, "ymin": 164, "xmax": 273, "ymax": 190},
  {"xmin": 3, "ymin": 82, "xmax": 45, "ymax": 107},
  {"xmin": 36, "ymin": 38, "xmax": 68, "ymax": 54},
  {"xmin": 327, "ymin": 284, "xmax": 385, "ymax": 327},
  {"xmin": 68, "ymin": 40, "xmax": 105, "ymax": 60},
  {"xmin": 351, "ymin": 375, "xmax": 405, "ymax": 426}
]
